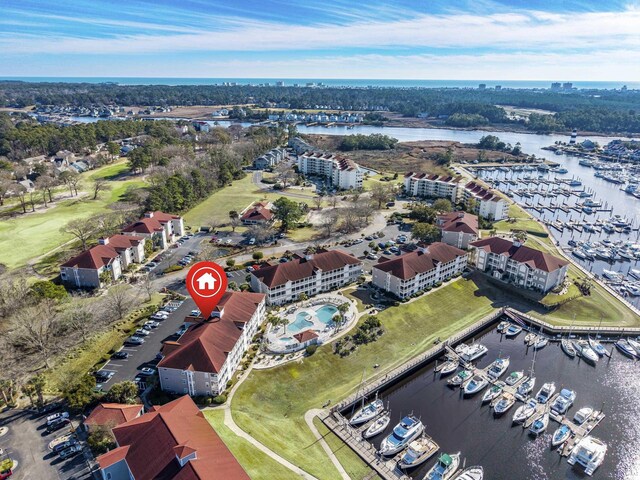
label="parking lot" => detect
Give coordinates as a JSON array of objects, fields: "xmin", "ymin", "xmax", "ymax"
[
  {"xmin": 0, "ymin": 408, "xmax": 92, "ymax": 480},
  {"xmin": 95, "ymin": 298, "xmax": 197, "ymax": 392},
  {"xmin": 148, "ymin": 232, "xmax": 205, "ymax": 276}
]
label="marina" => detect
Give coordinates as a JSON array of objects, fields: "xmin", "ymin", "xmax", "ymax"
[{"xmin": 325, "ymin": 310, "xmax": 640, "ymax": 480}]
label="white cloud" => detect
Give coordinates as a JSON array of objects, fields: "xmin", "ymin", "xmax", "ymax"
[{"xmin": 1, "ymin": 8, "xmax": 639, "ymax": 55}]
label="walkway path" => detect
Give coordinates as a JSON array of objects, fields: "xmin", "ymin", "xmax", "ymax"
[
  {"xmin": 305, "ymin": 408, "xmax": 351, "ymax": 480},
  {"xmin": 218, "ymin": 365, "xmax": 320, "ymax": 480}
]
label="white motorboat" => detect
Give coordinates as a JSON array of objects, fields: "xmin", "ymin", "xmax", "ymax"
[
  {"xmin": 453, "ymin": 467, "xmax": 483, "ymax": 480},
  {"xmin": 573, "ymin": 407, "xmax": 593, "ymax": 425},
  {"xmin": 567, "ymin": 436, "xmax": 607, "ymax": 476},
  {"xmin": 630, "ymin": 268, "xmax": 640, "ymax": 280},
  {"xmin": 486, "ymin": 357, "xmax": 510, "ymax": 379},
  {"xmin": 535, "ymin": 382, "xmax": 556, "ymax": 404},
  {"xmin": 551, "ymin": 388, "xmax": 576, "ymax": 415},
  {"xmin": 615, "ymin": 339, "xmax": 637, "ymax": 358},
  {"xmin": 481, "ymin": 381, "xmax": 505, "ymax": 404},
  {"xmin": 551, "ymin": 425, "xmax": 572, "ymax": 447},
  {"xmin": 602, "ymin": 269, "xmax": 621, "ymax": 280},
  {"xmin": 458, "ymin": 343, "xmax": 488, "ymax": 362},
  {"xmin": 424, "ymin": 452, "xmax": 461, "ymax": 480},
  {"xmin": 627, "ymin": 338, "xmax": 640, "ymax": 354},
  {"xmin": 587, "ymin": 337, "xmax": 607, "ymax": 357},
  {"xmin": 496, "ymin": 321, "xmax": 509, "ymax": 333},
  {"xmin": 350, "ymin": 398, "xmax": 384, "ymax": 425},
  {"xmin": 463, "ymin": 376, "xmax": 488, "ymax": 396},
  {"xmin": 494, "ymin": 393, "xmax": 516, "ymax": 415},
  {"xmin": 517, "ymin": 377, "xmax": 536, "ymax": 397},
  {"xmin": 504, "ymin": 325, "xmax": 522, "ymax": 337},
  {"xmin": 505, "ymin": 371, "xmax": 524, "ymax": 386},
  {"xmin": 529, "ymin": 413, "xmax": 549, "ymax": 436},
  {"xmin": 379, "ymin": 415, "xmax": 424, "ymax": 456},
  {"xmin": 576, "ymin": 340, "xmax": 599, "ymax": 364},
  {"xmin": 533, "ymin": 337, "xmax": 548, "ymax": 350},
  {"xmin": 439, "ymin": 360, "xmax": 459, "ymax": 376},
  {"xmin": 512, "ymin": 399, "xmax": 537, "ymax": 424},
  {"xmin": 448, "ymin": 370, "xmax": 472, "ymax": 388},
  {"xmin": 561, "ymin": 339, "xmax": 577, "ymax": 358},
  {"xmin": 397, "ymin": 434, "xmax": 439, "ymax": 469},
  {"xmin": 363, "ymin": 413, "xmax": 390, "ymax": 439},
  {"xmin": 524, "ymin": 332, "xmax": 536, "ymax": 345}
]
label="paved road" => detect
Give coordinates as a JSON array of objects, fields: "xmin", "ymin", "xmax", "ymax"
[{"xmin": 0, "ymin": 409, "xmax": 92, "ymax": 480}]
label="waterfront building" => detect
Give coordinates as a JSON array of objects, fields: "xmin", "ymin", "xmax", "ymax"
[
  {"xmin": 253, "ymin": 148, "xmax": 287, "ymax": 169},
  {"xmin": 372, "ymin": 242, "xmax": 468, "ymax": 299},
  {"xmin": 297, "ymin": 152, "xmax": 363, "ymax": 190},
  {"xmin": 404, "ymin": 173, "xmax": 508, "ymax": 220},
  {"xmin": 158, "ymin": 292, "xmax": 266, "ymax": 396},
  {"xmin": 241, "ymin": 201, "xmax": 274, "ymax": 225},
  {"xmin": 250, "ymin": 249, "xmax": 363, "ymax": 305},
  {"xmin": 470, "ymin": 237, "xmax": 569, "ymax": 292}
]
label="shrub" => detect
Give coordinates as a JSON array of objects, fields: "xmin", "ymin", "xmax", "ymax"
[
  {"xmin": 305, "ymin": 344, "xmax": 318, "ymax": 356},
  {"xmin": 226, "ymin": 259, "xmax": 236, "ymax": 268},
  {"xmin": 213, "ymin": 394, "xmax": 227, "ymax": 405},
  {"xmin": 163, "ymin": 264, "xmax": 184, "ymax": 273}
]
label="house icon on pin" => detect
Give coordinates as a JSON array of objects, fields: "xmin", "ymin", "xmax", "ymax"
[{"xmin": 196, "ymin": 272, "xmax": 217, "ymax": 290}]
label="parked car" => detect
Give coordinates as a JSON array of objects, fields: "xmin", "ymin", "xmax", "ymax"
[
  {"xmin": 94, "ymin": 371, "xmax": 114, "ymax": 382},
  {"xmin": 140, "ymin": 367, "xmax": 156, "ymax": 376},
  {"xmin": 53, "ymin": 438, "xmax": 78, "ymax": 453},
  {"xmin": 126, "ymin": 336, "xmax": 145, "ymax": 345},
  {"xmin": 144, "ymin": 320, "xmax": 160, "ymax": 329},
  {"xmin": 58, "ymin": 444, "xmax": 83, "ymax": 459},
  {"xmin": 353, "ymin": 238, "xmax": 364, "ymax": 244},
  {"xmin": 111, "ymin": 351, "xmax": 129, "ymax": 359},
  {"xmin": 190, "ymin": 309, "xmax": 200, "ymax": 316},
  {"xmin": 248, "ymin": 238, "xmax": 256, "ymax": 245},
  {"xmin": 367, "ymin": 254, "xmax": 379, "ymax": 260},
  {"xmin": 150, "ymin": 312, "xmax": 169, "ymax": 321},
  {"xmin": 135, "ymin": 329, "xmax": 150, "ymax": 337},
  {"xmin": 46, "ymin": 418, "xmax": 71, "ymax": 433},
  {"xmin": 175, "ymin": 325, "xmax": 188, "ymax": 336},
  {"xmin": 46, "ymin": 412, "xmax": 69, "ymax": 426},
  {"xmin": 246, "ymin": 266, "xmax": 254, "ymax": 272},
  {"xmin": 365, "ymin": 235, "xmax": 374, "ymax": 241}
]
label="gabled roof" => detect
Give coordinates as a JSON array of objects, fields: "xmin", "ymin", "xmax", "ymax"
[
  {"xmin": 147, "ymin": 211, "xmax": 181, "ymax": 223},
  {"xmin": 98, "ymin": 395, "xmax": 249, "ymax": 480},
  {"xmin": 85, "ymin": 403, "xmax": 143, "ymax": 429},
  {"xmin": 105, "ymin": 234, "xmax": 145, "ymax": 250},
  {"xmin": 61, "ymin": 244, "xmax": 119, "ymax": 270},
  {"xmin": 122, "ymin": 217, "xmax": 164, "ymax": 234},
  {"xmin": 373, "ymin": 242, "xmax": 466, "ymax": 280},
  {"xmin": 470, "ymin": 237, "xmax": 569, "ymax": 273},
  {"xmin": 252, "ymin": 249, "xmax": 361, "ymax": 288},
  {"xmin": 214, "ymin": 291, "xmax": 265, "ymax": 326},
  {"xmin": 241, "ymin": 204, "xmax": 273, "ymax": 222},
  {"xmin": 294, "ymin": 330, "xmax": 318, "ymax": 343},
  {"xmin": 438, "ymin": 211, "xmax": 479, "ymax": 235}
]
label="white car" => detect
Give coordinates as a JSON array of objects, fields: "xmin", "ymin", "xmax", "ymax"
[
  {"xmin": 126, "ymin": 336, "xmax": 145, "ymax": 345},
  {"xmin": 135, "ymin": 329, "xmax": 150, "ymax": 337},
  {"xmin": 190, "ymin": 309, "xmax": 201, "ymax": 316},
  {"xmin": 140, "ymin": 367, "xmax": 156, "ymax": 376},
  {"xmin": 144, "ymin": 320, "xmax": 160, "ymax": 329}
]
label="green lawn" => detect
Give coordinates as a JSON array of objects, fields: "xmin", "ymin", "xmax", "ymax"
[
  {"xmin": 0, "ymin": 162, "xmax": 145, "ymax": 270},
  {"xmin": 183, "ymin": 176, "xmax": 277, "ymax": 229},
  {"xmin": 203, "ymin": 410, "xmax": 296, "ymax": 480},
  {"xmin": 231, "ymin": 278, "xmax": 496, "ymax": 480}
]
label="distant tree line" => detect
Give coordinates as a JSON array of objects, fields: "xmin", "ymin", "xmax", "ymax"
[{"xmin": 339, "ymin": 133, "xmax": 398, "ymax": 151}]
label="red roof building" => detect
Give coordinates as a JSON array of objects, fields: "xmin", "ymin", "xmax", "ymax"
[
  {"xmin": 250, "ymin": 249, "xmax": 363, "ymax": 305},
  {"xmin": 97, "ymin": 395, "xmax": 249, "ymax": 480},
  {"xmin": 372, "ymin": 243, "xmax": 468, "ymax": 299},
  {"xmin": 84, "ymin": 403, "xmax": 143, "ymax": 431},
  {"xmin": 437, "ymin": 211, "xmax": 479, "ymax": 249},
  {"xmin": 241, "ymin": 202, "xmax": 274, "ymax": 224},
  {"xmin": 470, "ymin": 236, "xmax": 569, "ymax": 292},
  {"xmin": 158, "ymin": 292, "xmax": 266, "ymax": 396}
]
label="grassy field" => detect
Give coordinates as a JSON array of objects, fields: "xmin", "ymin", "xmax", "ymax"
[
  {"xmin": 0, "ymin": 161, "xmax": 145, "ymax": 270},
  {"xmin": 203, "ymin": 410, "xmax": 296, "ymax": 480},
  {"xmin": 231, "ymin": 278, "xmax": 496, "ymax": 480}
]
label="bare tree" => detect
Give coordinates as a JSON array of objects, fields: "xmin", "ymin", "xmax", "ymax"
[
  {"xmin": 28, "ymin": 187, "xmax": 39, "ymax": 212},
  {"xmin": 62, "ymin": 218, "xmax": 97, "ymax": 250},
  {"xmin": 0, "ymin": 177, "xmax": 13, "ymax": 206},
  {"xmin": 105, "ymin": 284, "xmax": 136, "ymax": 320},
  {"xmin": 246, "ymin": 224, "xmax": 275, "ymax": 245},
  {"xmin": 11, "ymin": 184, "xmax": 28, "ymax": 213},
  {"xmin": 370, "ymin": 182, "xmax": 395, "ymax": 209},
  {"xmin": 274, "ymin": 162, "xmax": 295, "ymax": 189},
  {"xmin": 59, "ymin": 170, "xmax": 80, "ymax": 196},
  {"xmin": 0, "ymin": 275, "xmax": 31, "ymax": 319},
  {"xmin": 141, "ymin": 274, "xmax": 154, "ymax": 302},
  {"xmin": 35, "ymin": 175, "xmax": 58, "ymax": 205},
  {"xmin": 313, "ymin": 195, "xmax": 323, "ymax": 210},
  {"xmin": 65, "ymin": 306, "xmax": 94, "ymax": 343},
  {"xmin": 93, "ymin": 178, "xmax": 109, "ymax": 200},
  {"xmin": 10, "ymin": 302, "xmax": 64, "ymax": 368},
  {"xmin": 329, "ymin": 195, "xmax": 338, "ymax": 209},
  {"xmin": 319, "ymin": 209, "xmax": 339, "ymax": 238}
]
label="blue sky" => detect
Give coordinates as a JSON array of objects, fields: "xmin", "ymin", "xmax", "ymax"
[{"xmin": 1, "ymin": 0, "xmax": 639, "ymax": 79}]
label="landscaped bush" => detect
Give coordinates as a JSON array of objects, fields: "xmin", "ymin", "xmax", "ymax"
[
  {"xmin": 213, "ymin": 394, "xmax": 227, "ymax": 405},
  {"xmin": 305, "ymin": 344, "xmax": 318, "ymax": 356},
  {"xmin": 163, "ymin": 264, "xmax": 184, "ymax": 273}
]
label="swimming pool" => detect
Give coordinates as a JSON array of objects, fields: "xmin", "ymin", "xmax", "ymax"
[
  {"xmin": 316, "ymin": 305, "xmax": 339, "ymax": 324},
  {"xmin": 287, "ymin": 313, "xmax": 314, "ymax": 334}
]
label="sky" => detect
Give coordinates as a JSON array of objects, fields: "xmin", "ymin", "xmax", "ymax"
[{"xmin": 1, "ymin": 0, "xmax": 640, "ymax": 80}]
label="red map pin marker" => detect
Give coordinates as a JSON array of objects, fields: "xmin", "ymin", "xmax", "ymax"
[{"xmin": 185, "ymin": 261, "xmax": 228, "ymax": 319}]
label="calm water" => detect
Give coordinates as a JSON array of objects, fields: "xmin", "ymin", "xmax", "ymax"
[
  {"xmin": 358, "ymin": 327, "xmax": 640, "ymax": 479},
  {"xmin": 4, "ymin": 77, "xmax": 639, "ymax": 89}
]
